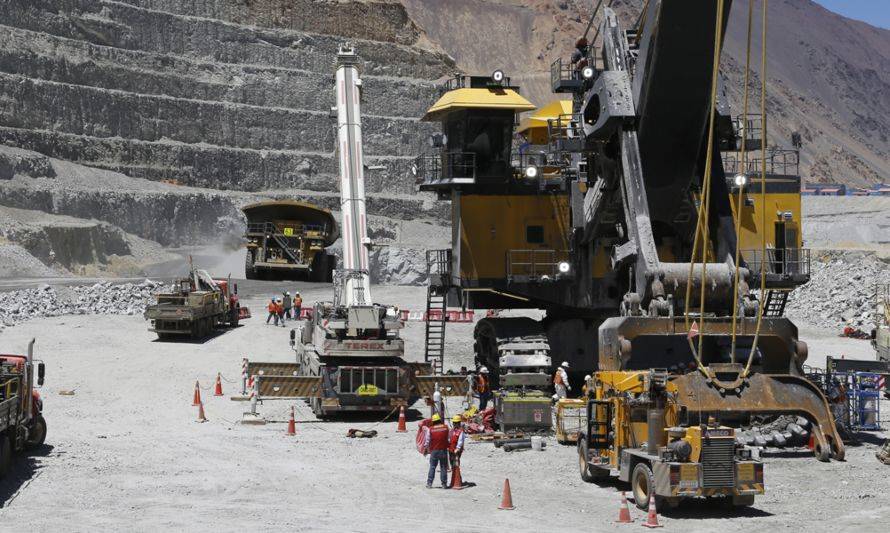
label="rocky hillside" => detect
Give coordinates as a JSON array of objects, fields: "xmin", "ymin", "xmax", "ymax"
[
  {"xmin": 401, "ymin": 0, "xmax": 890, "ymax": 186},
  {"xmin": 0, "ymin": 0, "xmax": 452, "ymax": 193}
]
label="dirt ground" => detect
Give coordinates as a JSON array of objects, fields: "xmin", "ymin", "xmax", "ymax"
[{"xmin": 0, "ymin": 280, "xmax": 888, "ymax": 531}]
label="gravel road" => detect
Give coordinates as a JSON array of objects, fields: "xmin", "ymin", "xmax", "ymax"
[{"xmin": 0, "ymin": 282, "xmax": 887, "ymax": 531}]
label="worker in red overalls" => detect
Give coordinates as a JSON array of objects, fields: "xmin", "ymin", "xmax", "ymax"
[
  {"xmin": 423, "ymin": 414, "xmax": 450, "ymax": 489},
  {"xmin": 449, "ymin": 415, "xmax": 466, "ymax": 471}
]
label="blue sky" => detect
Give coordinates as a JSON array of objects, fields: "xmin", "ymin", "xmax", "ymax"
[{"xmin": 815, "ymin": 0, "xmax": 890, "ymax": 29}]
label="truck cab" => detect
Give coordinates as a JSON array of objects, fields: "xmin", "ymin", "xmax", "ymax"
[{"xmin": 0, "ymin": 339, "xmax": 47, "ymax": 476}]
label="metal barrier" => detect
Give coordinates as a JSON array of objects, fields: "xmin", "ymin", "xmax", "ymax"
[
  {"xmin": 246, "ymin": 221, "xmax": 326, "ymax": 236},
  {"xmin": 414, "ymin": 151, "xmax": 476, "ymax": 187},
  {"xmin": 723, "ymin": 149, "xmax": 800, "ymax": 176},
  {"xmin": 506, "ymin": 249, "xmax": 571, "ymax": 281},
  {"xmin": 742, "ymin": 248, "xmax": 810, "ymax": 278},
  {"xmin": 426, "ymin": 249, "xmax": 451, "ymax": 278},
  {"xmin": 550, "ymin": 53, "xmax": 603, "ymax": 92}
]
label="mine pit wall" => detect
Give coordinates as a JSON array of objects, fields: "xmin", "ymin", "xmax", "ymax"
[
  {"xmin": 3, "ymin": 223, "xmax": 132, "ymax": 271},
  {"xmin": 0, "ymin": 0, "xmax": 453, "ymax": 192},
  {"xmin": 0, "ymin": 178, "xmax": 447, "ymax": 247}
]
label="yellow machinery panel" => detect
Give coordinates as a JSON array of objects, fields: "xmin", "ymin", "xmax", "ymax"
[
  {"xmin": 730, "ymin": 188, "xmax": 803, "ymax": 251},
  {"xmin": 458, "ymin": 194, "xmax": 571, "ymax": 280}
]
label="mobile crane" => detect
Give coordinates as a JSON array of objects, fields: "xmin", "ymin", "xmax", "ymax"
[{"xmin": 244, "ymin": 45, "xmax": 467, "ymax": 420}]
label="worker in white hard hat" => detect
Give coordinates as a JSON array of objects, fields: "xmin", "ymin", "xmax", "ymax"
[
  {"xmin": 282, "ymin": 291, "xmax": 292, "ymax": 320},
  {"xmin": 582, "ymin": 374, "xmax": 592, "ymax": 397},
  {"xmin": 475, "ymin": 366, "xmax": 492, "ymax": 411},
  {"xmin": 553, "ymin": 361, "xmax": 571, "ymax": 400}
]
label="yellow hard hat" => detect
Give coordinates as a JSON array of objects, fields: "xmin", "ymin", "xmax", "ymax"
[
  {"xmin": 452, "ymin": 415, "xmax": 462, "ymax": 423},
  {"xmin": 431, "ymin": 414, "xmax": 441, "ymax": 422}
]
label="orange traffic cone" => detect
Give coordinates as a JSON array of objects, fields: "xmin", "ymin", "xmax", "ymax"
[
  {"xmin": 641, "ymin": 492, "xmax": 663, "ymax": 528},
  {"xmin": 214, "ymin": 373, "xmax": 223, "ymax": 396},
  {"xmin": 396, "ymin": 405, "xmax": 407, "ymax": 432},
  {"xmin": 498, "ymin": 478, "xmax": 515, "ymax": 510},
  {"xmin": 616, "ymin": 491, "xmax": 633, "ymax": 523},
  {"xmin": 192, "ymin": 380, "xmax": 202, "ymax": 406},
  {"xmin": 450, "ymin": 465, "xmax": 464, "ymax": 490},
  {"xmin": 287, "ymin": 406, "xmax": 296, "ymax": 436},
  {"xmin": 196, "ymin": 401, "xmax": 207, "ymax": 423}
]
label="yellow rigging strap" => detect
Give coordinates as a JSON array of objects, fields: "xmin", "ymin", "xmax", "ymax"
[
  {"xmin": 684, "ymin": 0, "xmax": 726, "ymax": 378},
  {"xmin": 730, "ymin": 0, "xmax": 756, "ymax": 362},
  {"xmin": 744, "ymin": 0, "xmax": 770, "ymax": 378}
]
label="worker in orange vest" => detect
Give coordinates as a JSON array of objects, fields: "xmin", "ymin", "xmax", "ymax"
[
  {"xmin": 266, "ymin": 298, "xmax": 279, "ymax": 326},
  {"xmin": 293, "ymin": 292, "xmax": 303, "ymax": 320},
  {"xmin": 423, "ymin": 414, "xmax": 450, "ymax": 489},
  {"xmin": 475, "ymin": 367, "xmax": 492, "ymax": 410}
]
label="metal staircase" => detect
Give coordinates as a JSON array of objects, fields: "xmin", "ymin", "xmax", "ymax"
[
  {"xmin": 763, "ymin": 290, "xmax": 790, "ymax": 317},
  {"xmin": 424, "ymin": 287, "xmax": 446, "ymax": 375},
  {"xmin": 423, "ymin": 249, "xmax": 452, "ymax": 375}
]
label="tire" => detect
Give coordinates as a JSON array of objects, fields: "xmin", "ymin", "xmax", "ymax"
[
  {"xmin": 325, "ymin": 254, "xmax": 336, "ymax": 283},
  {"xmin": 631, "ymin": 462, "xmax": 655, "ymax": 511},
  {"xmin": 578, "ymin": 437, "xmax": 596, "ymax": 482},
  {"xmin": 0, "ymin": 434, "xmax": 11, "ymax": 478},
  {"xmin": 245, "ymin": 250, "xmax": 257, "ymax": 280},
  {"xmin": 26, "ymin": 415, "xmax": 47, "ymax": 449}
]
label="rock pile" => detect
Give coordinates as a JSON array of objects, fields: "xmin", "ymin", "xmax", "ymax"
[
  {"xmin": 785, "ymin": 250, "xmax": 890, "ymax": 331},
  {"xmin": 0, "ymin": 279, "xmax": 163, "ymax": 329}
]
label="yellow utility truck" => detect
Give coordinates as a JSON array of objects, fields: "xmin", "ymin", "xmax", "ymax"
[{"xmin": 578, "ymin": 370, "xmax": 764, "ymax": 510}]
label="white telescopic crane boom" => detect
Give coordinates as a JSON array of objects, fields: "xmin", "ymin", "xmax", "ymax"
[{"xmin": 334, "ymin": 44, "xmax": 371, "ymax": 308}]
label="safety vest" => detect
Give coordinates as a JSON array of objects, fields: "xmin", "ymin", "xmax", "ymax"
[
  {"xmin": 554, "ymin": 369, "xmax": 565, "ymax": 386},
  {"xmin": 449, "ymin": 428, "xmax": 464, "ymax": 452},
  {"xmin": 294, "ymin": 297, "xmax": 303, "ymax": 307},
  {"xmin": 476, "ymin": 374, "xmax": 489, "ymax": 394},
  {"xmin": 267, "ymin": 302, "xmax": 276, "ymax": 313},
  {"xmin": 429, "ymin": 424, "xmax": 449, "ymax": 451}
]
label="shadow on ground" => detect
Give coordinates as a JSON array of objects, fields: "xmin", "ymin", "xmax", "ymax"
[{"xmin": 0, "ymin": 444, "xmax": 53, "ymax": 508}]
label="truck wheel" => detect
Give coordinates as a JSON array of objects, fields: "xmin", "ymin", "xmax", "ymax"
[
  {"xmin": 325, "ymin": 253, "xmax": 336, "ymax": 283},
  {"xmin": 578, "ymin": 437, "xmax": 596, "ymax": 482},
  {"xmin": 631, "ymin": 462, "xmax": 655, "ymax": 510},
  {"xmin": 26, "ymin": 415, "xmax": 47, "ymax": 449},
  {"xmin": 245, "ymin": 250, "xmax": 257, "ymax": 280},
  {"xmin": 0, "ymin": 435, "xmax": 11, "ymax": 477}
]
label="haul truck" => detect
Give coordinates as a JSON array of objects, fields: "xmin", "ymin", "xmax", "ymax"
[{"xmin": 243, "ymin": 200, "xmax": 338, "ymax": 281}]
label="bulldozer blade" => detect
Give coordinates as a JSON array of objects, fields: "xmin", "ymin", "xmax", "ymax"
[
  {"xmin": 256, "ymin": 375, "xmax": 323, "ymax": 398},
  {"xmin": 412, "ymin": 375, "xmax": 471, "ymax": 397},
  {"xmin": 671, "ymin": 372, "xmax": 845, "ymax": 461},
  {"xmin": 247, "ymin": 362, "xmax": 301, "ymax": 377}
]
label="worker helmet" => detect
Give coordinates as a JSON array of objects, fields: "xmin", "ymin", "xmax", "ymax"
[
  {"xmin": 452, "ymin": 415, "xmax": 462, "ymax": 423},
  {"xmin": 286, "ymin": 291, "xmax": 290, "ymax": 295},
  {"xmin": 479, "ymin": 366, "xmax": 489, "ymax": 374},
  {"xmin": 584, "ymin": 374, "xmax": 591, "ymax": 381},
  {"xmin": 431, "ymin": 413, "xmax": 441, "ymax": 422},
  {"xmin": 561, "ymin": 361, "xmax": 570, "ymax": 368}
]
